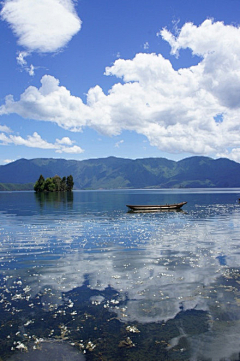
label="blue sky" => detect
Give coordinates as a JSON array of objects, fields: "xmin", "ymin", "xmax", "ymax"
[{"xmin": 1, "ymin": 0, "xmax": 240, "ymax": 165}]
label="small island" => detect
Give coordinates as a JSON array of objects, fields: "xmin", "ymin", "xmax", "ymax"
[{"xmin": 34, "ymin": 174, "xmax": 74, "ymax": 192}]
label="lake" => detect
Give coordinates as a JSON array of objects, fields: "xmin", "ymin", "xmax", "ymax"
[{"xmin": 0, "ymin": 189, "xmax": 240, "ymax": 361}]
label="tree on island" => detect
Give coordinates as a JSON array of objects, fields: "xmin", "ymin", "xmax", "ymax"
[
  {"xmin": 34, "ymin": 174, "xmax": 74, "ymax": 192},
  {"xmin": 66, "ymin": 175, "xmax": 74, "ymax": 192},
  {"xmin": 34, "ymin": 174, "xmax": 45, "ymax": 192},
  {"xmin": 60, "ymin": 176, "xmax": 67, "ymax": 192}
]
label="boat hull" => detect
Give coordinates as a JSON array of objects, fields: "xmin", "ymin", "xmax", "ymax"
[{"xmin": 126, "ymin": 202, "xmax": 187, "ymax": 212}]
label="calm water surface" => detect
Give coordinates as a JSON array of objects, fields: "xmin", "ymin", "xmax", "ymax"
[{"xmin": 1, "ymin": 189, "xmax": 240, "ymax": 361}]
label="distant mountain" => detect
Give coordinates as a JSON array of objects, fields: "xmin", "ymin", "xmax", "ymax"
[{"xmin": 0, "ymin": 156, "xmax": 240, "ymax": 189}]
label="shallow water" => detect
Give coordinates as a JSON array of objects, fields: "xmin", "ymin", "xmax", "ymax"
[{"xmin": 0, "ymin": 189, "xmax": 240, "ymax": 360}]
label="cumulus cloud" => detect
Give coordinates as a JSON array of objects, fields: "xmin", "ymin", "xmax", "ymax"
[
  {"xmin": 160, "ymin": 19, "xmax": 240, "ymax": 109},
  {"xmin": 1, "ymin": 0, "xmax": 81, "ymax": 53},
  {"xmin": 1, "ymin": 19, "xmax": 240, "ymax": 160},
  {"xmin": 0, "ymin": 124, "xmax": 12, "ymax": 133},
  {"xmin": 56, "ymin": 136, "xmax": 74, "ymax": 145},
  {"xmin": 0, "ymin": 130, "xmax": 84, "ymax": 154},
  {"xmin": 0, "ymin": 75, "xmax": 90, "ymax": 131},
  {"xmin": 56, "ymin": 144, "xmax": 84, "ymax": 154},
  {"xmin": 217, "ymin": 148, "xmax": 240, "ymax": 163},
  {"xmin": 1, "ymin": 0, "xmax": 81, "ymax": 74}
]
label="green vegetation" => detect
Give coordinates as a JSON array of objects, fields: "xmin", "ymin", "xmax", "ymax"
[
  {"xmin": 0, "ymin": 182, "xmax": 34, "ymax": 191},
  {"xmin": 34, "ymin": 174, "xmax": 74, "ymax": 192}
]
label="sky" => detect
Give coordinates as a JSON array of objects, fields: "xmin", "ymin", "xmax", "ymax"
[{"xmin": 1, "ymin": 0, "xmax": 240, "ymax": 165}]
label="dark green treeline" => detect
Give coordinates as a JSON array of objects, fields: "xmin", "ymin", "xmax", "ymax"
[{"xmin": 34, "ymin": 174, "xmax": 74, "ymax": 192}]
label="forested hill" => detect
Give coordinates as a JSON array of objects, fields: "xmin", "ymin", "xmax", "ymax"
[{"xmin": 0, "ymin": 156, "xmax": 240, "ymax": 189}]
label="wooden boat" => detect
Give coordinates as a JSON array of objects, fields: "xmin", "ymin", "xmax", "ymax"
[{"xmin": 126, "ymin": 201, "xmax": 187, "ymax": 212}]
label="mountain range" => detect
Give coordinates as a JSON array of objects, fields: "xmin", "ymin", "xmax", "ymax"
[{"xmin": 0, "ymin": 156, "xmax": 240, "ymax": 190}]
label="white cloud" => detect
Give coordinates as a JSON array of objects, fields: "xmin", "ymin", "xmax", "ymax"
[
  {"xmin": 2, "ymin": 20, "xmax": 240, "ymax": 161},
  {"xmin": 0, "ymin": 124, "xmax": 12, "ymax": 133},
  {"xmin": 56, "ymin": 137, "xmax": 74, "ymax": 145},
  {"xmin": 217, "ymin": 148, "xmax": 240, "ymax": 163},
  {"xmin": 0, "ymin": 131, "xmax": 84, "ymax": 154},
  {"xmin": 56, "ymin": 145, "xmax": 84, "ymax": 153},
  {"xmin": 3, "ymin": 159, "xmax": 15, "ymax": 164},
  {"xmin": 1, "ymin": 0, "xmax": 81, "ymax": 53},
  {"xmin": 28, "ymin": 64, "xmax": 35, "ymax": 76},
  {"xmin": 16, "ymin": 51, "xmax": 35, "ymax": 75},
  {"xmin": 16, "ymin": 51, "xmax": 28, "ymax": 66},
  {"xmin": 115, "ymin": 140, "xmax": 124, "ymax": 148},
  {"xmin": 160, "ymin": 19, "xmax": 240, "ymax": 109},
  {"xmin": 0, "ymin": 132, "xmax": 11, "ymax": 144},
  {"xmin": 1, "ymin": 0, "xmax": 81, "ymax": 76},
  {"xmin": 143, "ymin": 42, "xmax": 149, "ymax": 50},
  {"xmin": 0, "ymin": 75, "xmax": 90, "ymax": 131}
]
